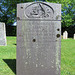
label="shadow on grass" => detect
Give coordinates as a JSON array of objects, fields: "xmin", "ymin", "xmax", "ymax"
[
  {"xmin": 13, "ymin": 44, "xmax": 17, "ymax": 45},
  {"xmin": 3, "ymin": 59, "xmax": 16, "ymax": 74}
]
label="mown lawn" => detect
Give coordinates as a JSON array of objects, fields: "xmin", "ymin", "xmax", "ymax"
[
  {"xmin": 61, "ymin": 38, "xmax": 75, "ymax": 75},
  {"xmin": 0, "ymin": 37, "xmax": 75, "ymax": 75},
  {"xmin": 0, "ymin": 36, "xmax": 16, "ymax": 75}
]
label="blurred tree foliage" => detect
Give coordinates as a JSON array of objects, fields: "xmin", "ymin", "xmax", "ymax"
[
  {"xmin": 46, "ymin": 0, "xmax": 75, "ymax": 27},
  {"xmin": 0, "ymin": 0, "xmax": 75, "ymax": 27},
  {"xmin": 0, "ymin": 0, "xmax": 33, "ymax": 25}
]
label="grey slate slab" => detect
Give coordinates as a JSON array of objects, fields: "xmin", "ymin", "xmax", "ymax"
[
  {"xmin": 0, "ymin": 22, "xmax": 7, "ymax": 46},
  {"xmin": 17, "ymin": 2, "xmax": 61, "ymax": 75}
]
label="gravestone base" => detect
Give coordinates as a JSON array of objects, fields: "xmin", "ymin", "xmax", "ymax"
[{"xmin": 0, "ymin": 22, "xmax": 7, "ymax": 46}]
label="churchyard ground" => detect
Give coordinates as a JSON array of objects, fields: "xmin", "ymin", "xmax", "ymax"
[{"xmin": 0, "ymin": 36, "xmax": 75, "ymax": 75}]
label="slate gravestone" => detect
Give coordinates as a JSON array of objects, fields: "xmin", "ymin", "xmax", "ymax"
[
  {"xmin": 17, "ymin": 2, "xmax": 61, "ymax": 75},
  {"xmin": 74, "ymin": 34, "xmax": 75, "ymax": 39},
  {"xmin": 63, "ymin": 31, "xmax": 68, "ymax": 39},
  {"xmin": 0, "ymin": 22, "xmax": 7, "ymax": 46}
]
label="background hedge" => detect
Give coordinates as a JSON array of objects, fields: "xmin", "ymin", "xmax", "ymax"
[
  {"xmin": 6, "ymin": 26, "xmax": 16, "ymax": 36},
  {"xmin": 6, "ymin": 25, "xmax": 75, "ymax": 38},
  {"xmin": 62, "ymin": 26, "xmax": 75, "ymax": 38}
]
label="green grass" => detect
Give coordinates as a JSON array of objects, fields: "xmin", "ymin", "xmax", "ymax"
[
  {"xmin": 0, "ymin": 36, "xmax": 16, "ymax": 75},
  {"xmin": 0, "ymin": 37, "xmax": 75, "ymax": 75},
  {"xmin": 61, "ymin": 38, "xmax": 75, "ymax": 75}
]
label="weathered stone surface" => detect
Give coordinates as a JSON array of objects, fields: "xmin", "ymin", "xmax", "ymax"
[
  {"xmin": 17, "ymin": 2, "xmax": 61, "ymax": 75},
  {"xmin": 74, "ymin": 34, "xmax": 75, "ymax": 39},
  {"xmin": 0, "ymin": 22, "xmax": 7, "ymax": 46},
  {"xmin": 17, "ymin": 2, "xmax": 61, "ymax": 20},
  {"xmin": 63, "ymin": 31, "xmax": 68, "ymax": 39}
]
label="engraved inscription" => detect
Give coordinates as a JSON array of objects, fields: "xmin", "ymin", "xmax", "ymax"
[{"xmin": 25, "ymin": 2, "xmax": 54, "ymax": 18}]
